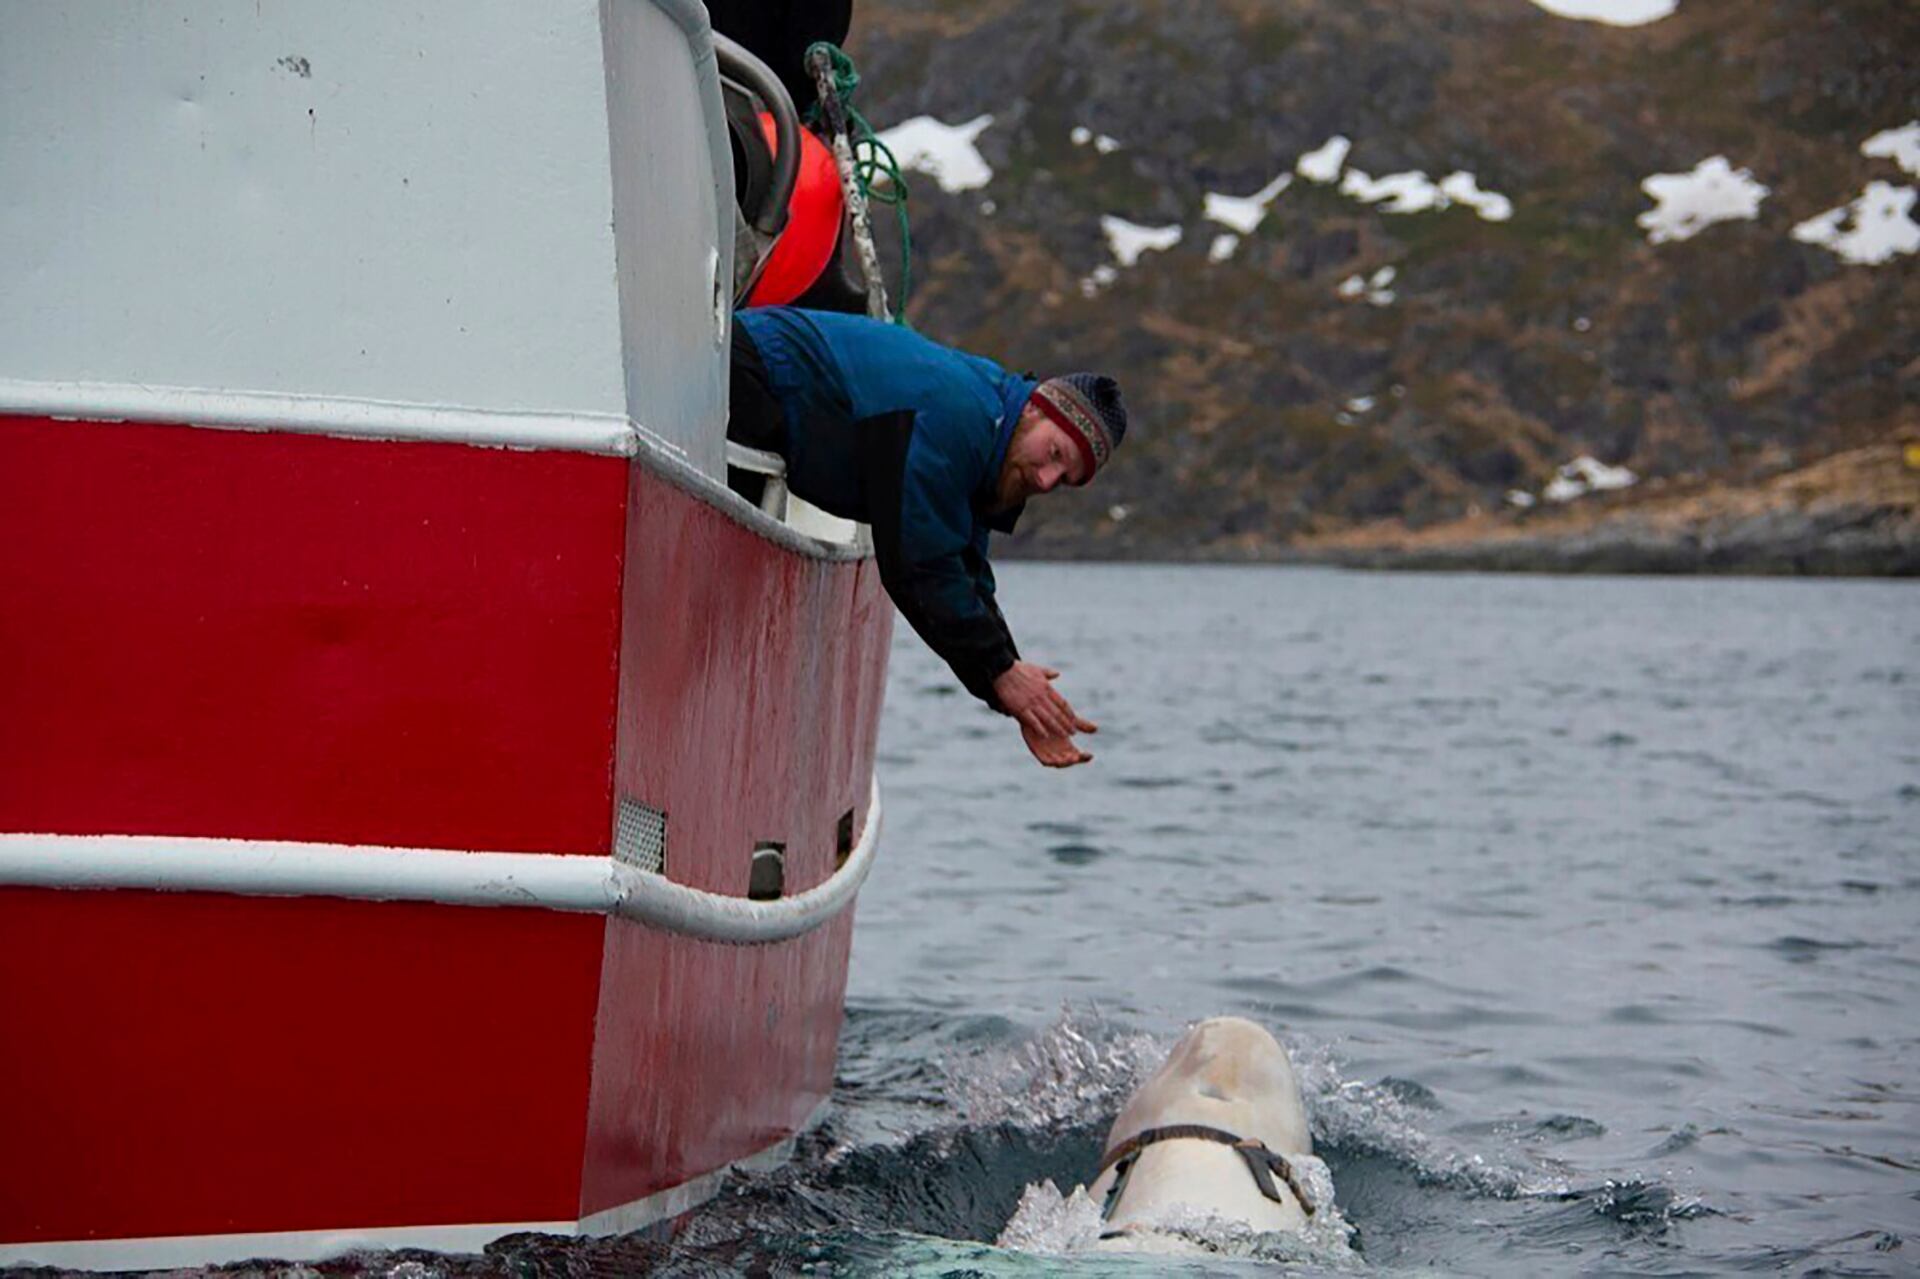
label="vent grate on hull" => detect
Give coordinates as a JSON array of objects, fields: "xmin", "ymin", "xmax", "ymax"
[{"xmin": 615, "ymin": 799, "xmax": 667, "ymax": 874}]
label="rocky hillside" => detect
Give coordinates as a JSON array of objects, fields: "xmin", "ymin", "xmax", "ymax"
[{"xmin": 840, "ymin": 0, "xmax": 1918, "ymax": 570}]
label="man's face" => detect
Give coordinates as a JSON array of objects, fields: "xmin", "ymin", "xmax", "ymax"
[{"xmin": 993, "ymin": 405, "xmax": 1090, "ymax": 511}]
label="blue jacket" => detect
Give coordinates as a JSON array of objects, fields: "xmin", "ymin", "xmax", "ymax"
[{"xmin": 734, "ymin": 307, "xmax": 1037, "ymax": 707}]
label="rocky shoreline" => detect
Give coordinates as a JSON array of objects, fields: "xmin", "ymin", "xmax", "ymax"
[
  {"xmin": 1006, "ymin": 442, "xmax": 1920, "ymax": 576},
  {"xmin": 1297, "ymin": 508, "xmax": 1919, "ymax": 576}
]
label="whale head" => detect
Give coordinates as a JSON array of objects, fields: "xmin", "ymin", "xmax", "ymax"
[{"xmin": 1087, "ymin": 1016, "xmax": 1315, "ymax": 1243}]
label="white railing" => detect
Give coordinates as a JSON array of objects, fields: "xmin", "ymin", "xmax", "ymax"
[
  {"xmin": 0, "ymin": 779, "xmax": 881, "ymax": 947},
  {"xmin": 725, "ymin": 439, "xmax": 792, "ymax": 518}
]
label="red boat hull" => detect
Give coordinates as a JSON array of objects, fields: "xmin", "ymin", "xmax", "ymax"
[{"xmin": 0, "ymin": 413, "xmax": 891, "ymax": 1258}]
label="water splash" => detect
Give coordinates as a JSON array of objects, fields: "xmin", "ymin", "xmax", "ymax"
[
  {"xmin": 1583, "ymin": 1178, "xmax": 1711, "ymax": 1230},
  {"xmin": 948, "ymin": 1005, "xmax": 1164, "ymax": 1131},
  {"xmin": 996, "ymin": 1179, "xmax": 1108, "ymax": 1252},
  {"xmin": 953, "ymin": 1011, "xmax": 1574, "ymax": 1211},
  {"xmin": 1287, "ymin": 1037, "xmax": 1574, "ymax": 1198}
]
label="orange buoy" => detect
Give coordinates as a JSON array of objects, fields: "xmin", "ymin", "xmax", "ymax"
[{"xmin": 747, "ymin": 113, "xmax": 844, "ymax": 307}]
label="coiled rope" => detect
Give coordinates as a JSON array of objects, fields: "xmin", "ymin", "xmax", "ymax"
[{"xmin": 804, "ymin": 41, "xmax": 913, "ymax": 321}]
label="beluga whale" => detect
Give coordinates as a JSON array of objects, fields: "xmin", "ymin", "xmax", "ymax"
[
  {"xmin": 1000, "ymin": 1015, "xmax": 1336, "ymax": 1257},
  {"xmin": 1085, "ymin": 1015, "xmax": 1321, "ymax": 1251}
]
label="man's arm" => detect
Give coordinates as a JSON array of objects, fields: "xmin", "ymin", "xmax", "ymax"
[
  {"xmin": 859, "ymin": 411, "xmax": 1096, "ymax": 766},
  {"xmin": 967, "ymin": 547, "xmax": 1096, "ymax": 745},
  {"xmin": 871, "ymin": 533, "xmax": 1016, "ymax": 706},
  {"xmin": 874, "ymin": 541, "xmax": 1096, "ymax": 766}
]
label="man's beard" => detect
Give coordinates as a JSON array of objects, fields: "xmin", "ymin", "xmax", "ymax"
[
  {"xmin": 990, "ymin": 460, "xmax": 1029, "ymax": 514},
  {"xmin": 989, "ymin": 416, "xmax": 1037, "ymax": 513}
]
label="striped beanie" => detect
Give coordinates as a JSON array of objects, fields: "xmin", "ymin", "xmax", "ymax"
[{"xmin": 1031, "ymin": 373, "xmax": 1128, "ymax": 483}]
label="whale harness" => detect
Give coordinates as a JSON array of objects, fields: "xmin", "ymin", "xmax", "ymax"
[{"xmin": 1096, "ymin": 1122, "xmax": 1317, "ymax": 1224}]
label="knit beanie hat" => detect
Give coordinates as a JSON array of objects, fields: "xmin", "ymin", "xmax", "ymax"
[{"xmin": 1031, "ymin": 373, "xmax": 1128, "ymax": 483}]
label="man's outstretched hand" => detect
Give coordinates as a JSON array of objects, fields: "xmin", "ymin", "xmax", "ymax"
[
  {"xmin": 1019, "ymin": 718, "xmax": 1093, "ymax": 768},
  {"xmin": 994, "ymin": 660, "xmax": 1098, "ymax": 769}
]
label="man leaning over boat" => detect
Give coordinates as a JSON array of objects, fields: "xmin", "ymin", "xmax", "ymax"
[{"xmin": 728, "ymin": 306, "xmax": 1129, "ymax": 769}]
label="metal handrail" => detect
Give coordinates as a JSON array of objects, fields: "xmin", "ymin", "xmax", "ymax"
[{"xmin": 711, "ymin": 33, "xmax": 800, "ymax": 242}]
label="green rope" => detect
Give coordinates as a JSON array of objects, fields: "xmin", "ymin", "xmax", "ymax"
[{"xmin": 805, "ymin": 41, "xmax": 913, "ymax": 322}]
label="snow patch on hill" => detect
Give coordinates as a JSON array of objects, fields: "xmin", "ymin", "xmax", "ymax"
[
  {"xmin": 1793, "ymin": 181, "xmax": 1920, "ymax": 266},
  {"xmin": 1101, "ymin": 216, "xmax": 1183, "ymax": 267},
  {"xmin": 1297, "ymin": 136, "xmax": 1352, "ymax": 184},
  {"xmin": 1862, "ymin": 121, "xmax": 1920, "ymax": 177},
  {"xmin": 1081, "ymin": 216, "xmax": 1182, "ymax": 294},
  {"xmin": 1637, "ymin": 156, "xmax": 1768, "ymax": 243},
  {"xmin": 1297, "ymin": 136, "xmax": 1511, "ymax": 223},
  {"xmin": 876, "ymin": 115, "xmax": 995, "ymax": 192},
  {"xmin": 1337, "ymin": 266, "xmax": 1398, "ymax": 307},
  {"xmin": 1202, "ymin": 174, "xmax": 1293, "ymax": 260},
  {"xmin": 1542, "ymin": 456, "xmax": 1638, "ymax": 503},
  {"xmin": 1528, "ymin": 0, "xmax": 1677, "ymax": 25},
  {"xmin": 1070, "ymin": 126, "xmax": 1121, "ymax": 154}
]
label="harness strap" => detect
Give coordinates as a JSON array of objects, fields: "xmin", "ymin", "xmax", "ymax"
[{"xmin": 1096, "ymin": 1123, "xmax": 1316, "ymax": 1221}]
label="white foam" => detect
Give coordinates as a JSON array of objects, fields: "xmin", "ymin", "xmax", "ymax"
[
  {"xmin": 1528, "ymin": 0, "xmax": 1677, "ymax": 24},
  {"xmin": 1637, "ymin": 155, "xmax": 1769, "ymax": 243},
  {"xmin": 1208, "ymin": 233, "xmax": 1241, "ymax": 263},
  {"xmin": 1507, "ymin": 489, "xmax": 1538, "ymax": 509},
  {"xmin": 1101, "ymin": 215, "xmax": 1183, "ymax": 267},
  {"xmin": 1298, "ymin": 135, "xmax": 1352, "ymax": 184},
  {"xmin": 875, "ymin": 114, "xmax": 995, "ymax": 193},
  {"xmin": 1862, "ymin": 121, "xmax": 1920, "ymax": 177},
  {"xmin": 948, "ymin": 1007, "xmax": 1163, "ymax": 1129},
  {"xmin": 1204, "ymin": 174, "xmax": 1294, "ymax": 234},
  {"xmin": 1792, "ymin": 180, "xmax": 1920, "ymax": 265},
  {"xmin": 1544, "ymin": 455, "xmax": 1638, "ymax": 502},
  {"xmin": 1345, "ymin": 395, "xmax": 1377, "ymax": 413},
  {"xmin": 996, "ymin": 1179, "xmax": 1106, "ymax": 1253}
]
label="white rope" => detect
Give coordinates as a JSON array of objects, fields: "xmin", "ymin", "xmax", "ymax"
[{"xmin": 807, "ymin": 52, "xmax": 892, "ymax": 320}]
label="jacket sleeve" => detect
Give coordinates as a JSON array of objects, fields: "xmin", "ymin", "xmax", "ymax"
[{"xmin": 859, "ymin": 411, "xmax": 1020, "ymax": 709}]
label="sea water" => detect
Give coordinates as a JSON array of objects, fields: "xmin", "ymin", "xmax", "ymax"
[{"xmin": 265, "ymin": 566, "xmax": 1920, "ymax": 1276}]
